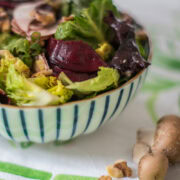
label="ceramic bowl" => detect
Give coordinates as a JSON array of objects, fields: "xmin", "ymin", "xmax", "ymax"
[{"xmin": 0, "ymin": 14, "xmax": 152, "ymax": 143}]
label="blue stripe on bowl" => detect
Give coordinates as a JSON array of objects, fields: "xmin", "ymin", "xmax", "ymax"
[
  {"xmin": 38, "ymin": 109, "xmax": 44, "ymax": 143},
  {"xmin": 1, "ymin": 108, "xmax": 14, "ymax": 141},
  {"xmin": 142, "ymin": 69, "xmax": 148, "ymax": 84},
  {"xmin": 135, "ymin": 75, "xmax": 142, "ymax": 94},
  {"xmin": 56, "ymin": 108, "xmax": 61, "ymax": 140},
  {"xmin": 19, "ymin": 110, "xmax": 29, "ymax": 141},
  {"xmin": 71, "ymin": 105, "xmax": 78, "ymax": 138},
  {"xmin": 123, "ymin": 82, "xmax": 134, "ymax": 111},
  {"xmin": 109, "ymin": 89, "xmax": 124, "ymax": 120},
  {"xmin": 84, "ymin": 101, "xmax": 95, "ymax": 133},
  {"xmin": 98, "ymin": 95, "xmax": 110, "ymax": 128}
]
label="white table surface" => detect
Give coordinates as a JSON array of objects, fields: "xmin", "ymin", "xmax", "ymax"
[{"xmin": 0, "ymin": 0, "xmax": 180, "ymax": 179}]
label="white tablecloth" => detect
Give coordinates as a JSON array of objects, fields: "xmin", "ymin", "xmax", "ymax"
[{"xmin": 0, "ymin": 0, "xmax": 179, "ymax": 179}]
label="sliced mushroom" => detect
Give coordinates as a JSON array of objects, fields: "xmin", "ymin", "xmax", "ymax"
[
  {"xmin": 11, "ymin": 19, "xmax": 26, "ymax": 36},
  {"xmin": 13, "ymin": 1, "xmax": 44, "ymax": 33},
  {"xmin": 27, "ymin": 23, "xmax": 57, "ymax": 37},
  {"xmin": 13, "ymin": 1, "xmax": 58, "ymax": 38},
  {"xmin": 30, "ymin": 4, "xmax": 56, "ymax": 27}
]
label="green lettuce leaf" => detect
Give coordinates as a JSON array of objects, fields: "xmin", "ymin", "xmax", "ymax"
[
  {"xmin": 4, "ymin": 37, "xmax": 43, "ymax": 67},
  {"xmin": 71, "ymin": 0, "xmax": 93, "ymax": 15},
  {"xmin": 55, "ymin": 0, "xmax": 119, "ymax": 48},
  {"xmin": 60, "ymin": 67, "xmax": 120, "ymax": 94},
  {"xmin": 30, "ymin": 75, "xmax": 57, "ymax": 89},
  {"xmin": 0, "ymin": 33, "xmax": 43, "ymax": 67},
  {"xmin": 0, "ymin": 50, "xmax": 30, "ymax": 90},
  {"xmin": 5, "ymin": 65, "xmax": 60, "ymax": 106},
  {"xmin": 30, "ymin": 75, "xmax": 73, "ymax": 104},
  {"xmin": 61, "ymin": 0, "xmax": 92, "ymax": 16},
  {"xmin": 48, "ymin": 81, "xmax": 74, "ymax": 104},
  {"xmin": 0, "ymin": 33, "xmax": 18, "ymax": 49}
]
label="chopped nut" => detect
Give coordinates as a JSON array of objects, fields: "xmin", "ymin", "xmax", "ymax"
[
  {"xmin": 106, "ymin": 165, "xmax": 124, "ymax": 178},
  {"xmin": 59, "ymin": 15, "xmax": 74, "ymax": 23},
  {"xmin": 0, "ymin": 8, "xmax": 8, "ymax": 17},
  {"xmin": 98, "ymin": 175, "xmax": 112, "ymax": 180},
  {"xmin": 114, "ymin": 160, "xmax": 132, "ymax": 177},
  {"xmin": 31, "ymin": 10, "xmax": 56, "ymax": 26},
  {"xmin": 1, "ymin": 19, "xmax": 10, "ymax": 32},
  {"xmin": 106, "ymin": 160, "xmax": 132, "ymax": 178},
  {"xmin": 0, "ymin": 8, "xmax": 10, "ymax": 32},
  {"xmin": 31, "ymin": 70, "xmax": 53, "ymax": 77}
]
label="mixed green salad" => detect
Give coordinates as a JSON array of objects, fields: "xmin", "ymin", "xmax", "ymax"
[{"xmin": 0, "ymin": 0, "xmax": 150, "ymax": 106}]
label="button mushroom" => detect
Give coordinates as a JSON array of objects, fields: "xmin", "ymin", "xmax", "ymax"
[
  {"xmin": 134, "ymin": 115, "xmax": 180, "ymax": 180},
  {"xmin": 152, "ymin": 115, "xmax": 180, "ymax": 164},
  {"xmin": 138, "ymin": 152, "xmax": 169, "ymax": 180}
]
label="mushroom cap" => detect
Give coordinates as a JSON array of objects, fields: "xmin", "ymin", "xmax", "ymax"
[
  {"xmin": 138, "ymin": 152, "xmax": 169, "ymax": 180},
  {"xmin": 152, "ymin": 115, "xmax": 180, "ymax": 164}
]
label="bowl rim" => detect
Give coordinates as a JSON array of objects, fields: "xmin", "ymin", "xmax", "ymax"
[{"xmin": 0, "ymin": 23, "xmax": 153, "ymax": 109}]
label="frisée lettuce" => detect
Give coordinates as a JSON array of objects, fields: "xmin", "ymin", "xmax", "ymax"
[{"xmin": 5, "ymin": 65, "xmax": 60, "ymax": 106}]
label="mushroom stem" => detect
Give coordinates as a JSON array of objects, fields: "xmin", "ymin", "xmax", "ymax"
[{"xmin": 152, "ymin": 115, "xmax": 180, "ymax": 164}]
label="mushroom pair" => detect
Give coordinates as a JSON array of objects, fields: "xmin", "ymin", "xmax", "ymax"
[{"xmin": 133, "ymin": 115, "xmax": 180, "ymax": 180}]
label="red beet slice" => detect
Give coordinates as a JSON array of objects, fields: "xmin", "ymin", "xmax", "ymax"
[{"xmin": 47, "ymin": 38, "xmax": 107, "ymax": 73}]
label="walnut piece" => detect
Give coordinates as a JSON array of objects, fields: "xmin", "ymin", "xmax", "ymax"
[
  {"xmin": 0, "ymin": 8, "xmax": 10, "ymax": 32},
  {"xmin": 31, "ymin": 9, "xmax": 56, "ymax": 27},
  {"xmin": 1, "ymin": 19, "xmax": 10, "ymax": 32},
  {"xmin": 106, "ymin": 160, "xmax": 132, "ymax": 178},
  {"xmin": 98, "ymin": 175, "xmax": 112, "ymax": 180},
  {"xmin": 59, "ymin": 15, "xmax": 74, "ymax": 23}
]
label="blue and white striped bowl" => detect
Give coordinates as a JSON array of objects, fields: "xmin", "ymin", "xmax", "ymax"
[
  {"xmin": 0, "ymin": 69, "xmax": 150, "ymax": 143},
  {"xmin": 0, "ymin": 31, "xmax": 152, "ymax": 143}
]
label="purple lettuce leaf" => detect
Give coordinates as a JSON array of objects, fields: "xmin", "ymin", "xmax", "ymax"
[
  {"xmin": 53, "ymin": 66, "xmax": 96, "ymax": 82},
  {"xmin": 0, "ymin": 1, "xmax": 37, "ymax": 9},
  {"xmin": 0, "ymin": 89, "xmax": 11, "ymax": 105},
  {"xmin": 105, "ymin": 11, "xmax": 150, "ymax": 77},
  {"xmin": 110, "ymin": 40, "xmax": 150, "ymax": 77}
]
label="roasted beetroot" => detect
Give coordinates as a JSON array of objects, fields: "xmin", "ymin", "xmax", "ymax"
[
  {"xmin": 105, "ymin": 12, "xmax": 150, "ymax": 77},
  {"xmin": 47, "ymin": 38, "xmax": 107, "ymax": 73},
  {"xmin": 53, "ymin": 66, "xmax": 96, "ymax": 82}
]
